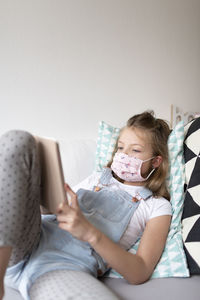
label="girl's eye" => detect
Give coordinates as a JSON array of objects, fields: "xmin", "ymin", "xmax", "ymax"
[
  {"xmin": 132, "ymin": 149, "xmax": 141, "ymax": 153},
  {"xmin": 117, "ymin": 146, "xmax": 123, "ymax": 151}
]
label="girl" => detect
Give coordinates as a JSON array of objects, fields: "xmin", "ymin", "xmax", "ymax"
[{"xmin": 0, "ymin": 111, "xmax": 172, "ymax": 300}]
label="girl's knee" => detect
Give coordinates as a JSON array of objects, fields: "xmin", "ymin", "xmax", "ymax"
[{"xmin": 0, "ymin": 130, "xmax": 36, "ymax": 158}]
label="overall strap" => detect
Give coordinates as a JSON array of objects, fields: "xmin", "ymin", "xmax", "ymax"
[{"xmin": 99, "ymin": 168, "xmax": 114, "ymax": 185}]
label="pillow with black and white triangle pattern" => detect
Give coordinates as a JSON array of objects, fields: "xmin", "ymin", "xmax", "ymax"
[{"xmin": 182, "ymin": 116, "xmax": 200, "ymax": 274}]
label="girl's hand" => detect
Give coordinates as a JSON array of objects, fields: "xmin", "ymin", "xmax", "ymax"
[{"xmin": 56, "ymin": 184, "xmax": 98, "ymax": 243}]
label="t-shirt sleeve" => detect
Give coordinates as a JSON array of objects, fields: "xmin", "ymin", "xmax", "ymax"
[
  {"xmin": 72, "ymin": 171, "xmax": 102, "ymax": 192},
  {"xmin": 150, "ymin": 197, "xmax": 172, "ymax": 219}
]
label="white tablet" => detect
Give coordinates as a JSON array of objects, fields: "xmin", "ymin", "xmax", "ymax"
[{"xmin": 34, "ymin": 136, "xmax": 67, "ymax": 214}]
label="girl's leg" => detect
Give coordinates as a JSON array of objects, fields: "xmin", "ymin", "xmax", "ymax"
[
  {"xmin": 29, "ymin": 270, "xmax": 119, "ymax": 300},
  {"xmin": 0, "ymin": 130, "xmax": 41, "ymax": 280}
]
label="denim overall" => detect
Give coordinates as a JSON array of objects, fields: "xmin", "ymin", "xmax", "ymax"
[{"xmin": 5, "ymin": 168, "xmax": 152, "ymax": 300}]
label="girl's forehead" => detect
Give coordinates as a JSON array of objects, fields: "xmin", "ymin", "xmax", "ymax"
[{"xmin": 119, "ymin": 127, "xmax": 150, "ymax": 143}]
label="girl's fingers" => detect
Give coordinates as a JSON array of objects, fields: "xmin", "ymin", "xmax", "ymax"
[
  {"xmin": 57, "ymin": 202, "xmax": 63, "ymax": 214},
  {"xmin": 57, "ymin": 202, "xmax": 68, "ymax": 214},
  {"xmin": 57, "ymin": 184, "xmax": 79, "ymax": 214},
  {"xmin": 64, "ymin": 183, "xmax": 79, "ymax": 209},
  {"xmin": 64, "ymin": 183, "xmax": 75, "ymax": 194}
]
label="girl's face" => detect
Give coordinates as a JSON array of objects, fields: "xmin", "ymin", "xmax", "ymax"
[{"xmin": 117, "ymin": 127, "xmax": 155, "ymax": 182}]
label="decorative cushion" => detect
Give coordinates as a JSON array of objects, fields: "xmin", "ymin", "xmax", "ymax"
[
  {"xmin": 181, "ymin": 117, "xmax": 200, "ymax": 274},
  {"xmin": 95, "ymin": 121, "xmax": 120, "ymax": 171},
  {"xmin": 95, "ymin": 120, "xmax": 189, "ymax": 278}
]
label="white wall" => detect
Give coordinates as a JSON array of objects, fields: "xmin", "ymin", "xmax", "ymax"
[{"xmin": 0, "ymin": 0, "xmax": 199, "ymax": 140}]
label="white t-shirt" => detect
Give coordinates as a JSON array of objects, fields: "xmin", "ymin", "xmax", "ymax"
[{"xmin": 73, "ymin": 171, "xmax": 172, "ymax": 250}]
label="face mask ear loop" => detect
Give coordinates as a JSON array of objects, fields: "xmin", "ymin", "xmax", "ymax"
[
  {"xmin": 141, "ymin": 156, "xmax": 156, "ymax": 180},
  {"xmin": 143, "ymin": 156, "xmax": 155, "ymax": 163},
  {"xmin": 144, "ymin": 168, "xmax": 155, "ymax": 180}
]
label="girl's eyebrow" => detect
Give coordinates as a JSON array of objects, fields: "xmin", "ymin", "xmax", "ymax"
[{"xmin": 118, "ymin": 140, "xmax": 144, "ymax": 147}]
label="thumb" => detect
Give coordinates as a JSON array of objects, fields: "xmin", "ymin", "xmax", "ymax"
[{"xmin": 64, "ymin": 183, "xmax": 79, "ymax": 209}]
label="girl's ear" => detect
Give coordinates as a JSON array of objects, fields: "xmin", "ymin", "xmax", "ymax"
[{"xmin": 152, "ymin": 156, "xmax": 163, "ymax": 168}]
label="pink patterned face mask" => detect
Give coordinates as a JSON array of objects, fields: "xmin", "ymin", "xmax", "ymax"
[{"xmin": 111, "ymin": 152, "xmax": 155, "ymax": 182}]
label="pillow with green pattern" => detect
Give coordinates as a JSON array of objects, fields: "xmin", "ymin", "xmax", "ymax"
[
  {"xmin": 95, "ymin": 121, "xmax": 120, "ymax": 172},
  {"xmin": 95, "ymin": 120, "xmax": 190, "ymax": 278}
]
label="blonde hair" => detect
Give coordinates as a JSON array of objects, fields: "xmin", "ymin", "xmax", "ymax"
[{"xmin": 107, "ymin": 111, "xmax": 171, "ymax": 200}]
